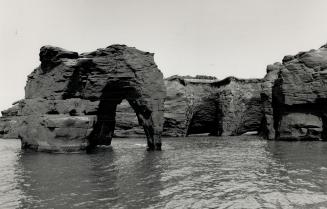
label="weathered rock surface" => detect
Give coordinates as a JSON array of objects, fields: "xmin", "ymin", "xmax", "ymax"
[
  {"xmin": 0, "ymin": 117, "xmax": 22, "ymax": 139},
  {"xmin": 260, "ymin": 63, "xmax": 284, "ymax": 139},
  {"xmin": 212, "ymin": 77, "xmax": 263, "ymax": 136},
  {"xmin": 112, "ymin": 76, "xmax": 264, "ymax": 137},
  {"xmin": 111, "ymin": 44, "xmax": 327, "ymax": 141},
  {"xmin": 278, "ymin": 113, "xmax": 323, "ymax": 140},
  {"xmin": 0, "ymin": 45, "xmax": 166, "ymax": 152},
  {"xmin": 114, "ymin": 75, "xmax": 220, "ymax": 138},
  {"xmin": 115, "ymin": 100, "xmax": 144, "ymax": 137},
  {"xmin": 19, "ymin": 115, "xmax": 96, "ymax": 152},
  {"xmin": 270, "ymin": 44, "xmax": 327, "ymax": 140},
  {"xmin": 2, "ymin": 98, "xmax": 99, "ymax": 117},
  {"xmin": 163, "ymin": 76, "xmax": 219, "ymax": 136},
  {"xmin": 3, "ymin": 43, "xmax": 326, "ymax": 146}
]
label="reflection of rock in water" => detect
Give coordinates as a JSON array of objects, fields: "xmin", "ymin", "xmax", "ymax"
[
  {"xmin": 0, "ymin": 139, "xmax": 23, "ymax": 209},
  {"xmin": 16, "ymin": 149, "xmax": 120, "ymax": 208},
  {"xmin": 264, "ymin": 141, "xmax": 327, "ymax": 207},
  {"xmin": 113, "ymin": 151, "xmax": 165, "ymax": 208},
  {"xmin": 14, "ymin": 142, "xmax": 165, "ymax": 208},
  {"xmin": 1, "ymin": 137, "xmax": 327, "ymax": 208}
]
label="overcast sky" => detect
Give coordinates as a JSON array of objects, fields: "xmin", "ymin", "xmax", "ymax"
[{"xmin": 1, "ymin": 0, "xmax": 327, "ymax": 112}]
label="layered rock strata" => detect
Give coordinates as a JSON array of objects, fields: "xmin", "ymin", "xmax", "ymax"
[
  {"xmin": 164, "ymin": 76, "xmax": 219, "ymax": 136},
  {"xmin": 271, "ymin": 45, "xmax": 327, "ymax": 140},
  {"xmin": 113, "ymin": 44, "xmax": 327, "ymax": 140},
  {"xmin": 112, "ymin": 76, "xmax": 264, "ymax": 137},
  {"xmin": 212, "ymin": 77, "xmax": 263, "ymax": 136},
  {"xmin": 0, "ymin": 45, "xmax": 166, "ymax": 152},
  {"xmin": 2, "ymin": 43, "xmax": 327, "ymax": 147}
]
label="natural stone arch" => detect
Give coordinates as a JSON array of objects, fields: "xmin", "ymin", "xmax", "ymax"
[
  {"xmin": 6, "ymin": 45, "xmax": 166, "ymax": 152},
  {"xmin": 89, "ymin": 81, "xmax": 164, "ymax": 150}
]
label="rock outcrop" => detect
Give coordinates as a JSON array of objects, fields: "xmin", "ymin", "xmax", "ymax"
[
  {"xmin": 111, "ymin": 76, "xmax": 264, "ymax": 137},
  {"xmin": 111, "ymin": 43, "xmax": 327, "ymax": 141},
  {"xmin": 163, "ymin": 76, "xmax": 219, "ymax": 136},
  {"xmin": 111, "ymin": 44, "xmax": 327, "ymax": 141},
  {"xmin": 271, "ymin": 45, "xmax": 327, "ymax": 140},
  {"xmin": 212, "ymin": 77, "xmax": 263, "ymax": 136},
  {"xmin": 260, "ymin": 63, "xmax": 284, "ymax": 139},
  {"xmin": 0, "ymin": 45, "xmax": 166, "ymax": 152},
  {"xmin": 277, "ymin": 113, "xmax": 323, "ymax": 140},
  {"xmin": 2, "ymin": 43, "xmax": 327, "ymax": 146}
]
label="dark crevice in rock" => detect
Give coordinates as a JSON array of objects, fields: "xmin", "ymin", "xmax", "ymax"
[
  {"xmin": 211, "ymin": 76, "xmax": 263, "ymax": 88},
  {"xmin": 39, "ymin": 46, "xmax": 78, "ymax": 73},
  {"xmin": 186, "ymin": 96, "xmax": 220, "ymax": 136},
  {"xmin": 47, "ymin": 110, "xmax": 59, "ymax": 114},
  {"xmin": 62, "ymin": 69, "xmax": 85, "ymax": 99}
]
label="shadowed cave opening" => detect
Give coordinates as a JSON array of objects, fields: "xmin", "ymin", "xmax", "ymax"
[
  {"xmin": 185, "ymin": 96, "xmax": 263, "ymax": 137},
  {"xmin": 185, "ymin": 97, "xmax": 220, "ymax": 136}
]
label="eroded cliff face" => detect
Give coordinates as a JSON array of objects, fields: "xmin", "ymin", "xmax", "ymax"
[
  {"xmin": 2, "ymin": 44, "xmax": 327, "ymax": 146},
  {"xmin": 111, "ymin": 76, "xmax": 264, "ymax": 137},
  {"xmin": 106, "ymin": 43, "xmax": 327, "ymax": 141},
  {"xmin": 164, "ymin": 76, "xmax": 219, "ymax": 136},
  {"xmin": 272, "ymin": 45, "xmax": 327, "ymax": 140},
  {"xmin": 0, "ymin": 45, "xmax": 166, "ymax": 152},
  {"xmin": 261, "ymin": 63, "xmax": 284, "ymax": 139},
  {"xmin": 212, "ymin": 77, "xmax": 263, "ymax": 136}
]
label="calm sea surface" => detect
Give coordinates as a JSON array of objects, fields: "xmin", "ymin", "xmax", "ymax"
[{"xmin": 1, "ymin": 136, "xmax": 327, "ymax": 209}]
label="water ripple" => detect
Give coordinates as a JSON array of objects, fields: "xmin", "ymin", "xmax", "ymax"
[{"xmin": 1, "ymin": 136, "xmax": 327, "ymax": 208}]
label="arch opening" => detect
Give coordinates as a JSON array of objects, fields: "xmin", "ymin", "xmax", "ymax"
[{"xmin": 88, "ymin": 82, "xmax": 163, "ymax": 151}]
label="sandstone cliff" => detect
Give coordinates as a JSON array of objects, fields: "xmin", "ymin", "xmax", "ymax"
[
  {"xmin": 212, "ymin": 77, "xmax": 263, "ymax": 136},
  {"xmin": 272, "ymin": 45, "xmax": 327, "ymax": 140},
  {"xmin": 2, "ymin": 43, "xmax": 327, "ymax": 148},
  {"xmin": 0, "ymin": 45, "xmax": 166, "ymax": 152},
  {"xmin": 112, "ymin": 76, "xmax": 263, "ymax": 137},
  {"xmin": 105, "ymin": 43, "xmax": 327, "ymax": 140}
]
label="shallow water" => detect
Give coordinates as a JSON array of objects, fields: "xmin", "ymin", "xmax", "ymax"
[{"xmin": 1, "ymin": 136, "xmax": 327, "ymax": 209}]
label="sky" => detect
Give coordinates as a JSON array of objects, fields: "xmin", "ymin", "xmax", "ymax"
[{"xmin": 1, "ymin": 0, "xmax": 327, "ymax": 112}]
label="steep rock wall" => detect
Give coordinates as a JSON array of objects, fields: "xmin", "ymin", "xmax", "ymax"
[{"xmin": 272, "ymin": 45, "xmax": 327, "ymax": 140}]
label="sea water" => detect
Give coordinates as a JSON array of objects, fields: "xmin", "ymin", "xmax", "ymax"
[{"xmin": 1, "ymin": 136, "xmax": 327, "ymax": 209}]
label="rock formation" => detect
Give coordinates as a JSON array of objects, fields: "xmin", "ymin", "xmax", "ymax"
[
  {"xmin": 163, "ymin": 76, "xmax": 219, "ymax": 136},
  {"xmin": 0, "ymin": 45, "xmax": 166, "ymax": 152},
  {"xmin": 271, "ymin": 45, "xmax": 327, "ymax": 140},
  {"xmin": 114, "ymin": 75, "xmax": 220, "ymax": 138},
  {"xmin": 111, "ymin": 76, "xmax": 263, "ymax": 137},
  {"xmin": 104, "ymin": 44, "xmax": 327, "ymax": 141},
  {"xmin": 260, "ymin": 63, "xmax": 284, "ymax": 139},
  {"xmin": 2, "ymin": 43, "xmax": 327, "ymax": 148},
  {"xmin": 212, "ymin": 77, "xmax": 263, "ymax": 136}
]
